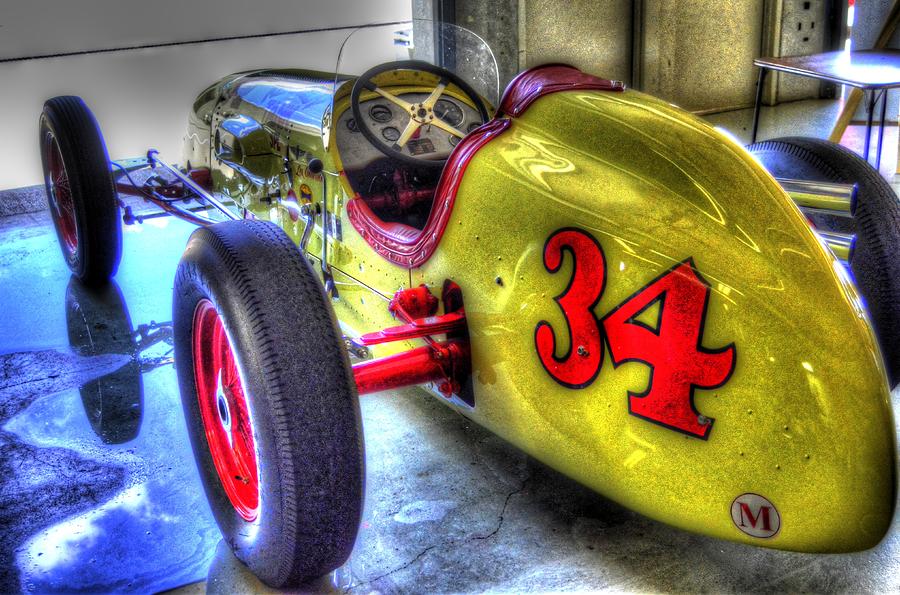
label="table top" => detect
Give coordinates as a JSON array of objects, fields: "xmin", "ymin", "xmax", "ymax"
[{"xmin": 754, "ymin": 49, "xmax": 900, "ymax": 89}]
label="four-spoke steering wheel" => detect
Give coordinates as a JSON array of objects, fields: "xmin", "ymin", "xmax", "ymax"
[{"xmin": 350, "ymin": 60, "xmax": 491, "ymax": 168}]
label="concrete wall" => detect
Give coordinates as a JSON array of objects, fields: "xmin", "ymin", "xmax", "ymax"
[
  {"xmin": 447, "ymin": 0, "xmax": 819, "ymax": 114},
  {"xmin": 424, "ymin": 0, "xmax": 630, "ymax": 93},
  {"xmin": 518, "ymin": 0, "xmax": 633, "ymax": 85},
  {"xmin": 773, "ymin": 0, "xmax": 831, "ymax": 102},
  {"xmin": 0, "ymin": 0, "xmax": 411, "ymax": 60},
  {"xmin": 638, "ymin": 0, "xmax": 765, "ymax": 113},
  {"xmin": 457, "ymin": 0, "xmax": 520, "ymax": 89},
  {"xmin": 0, "ymin": 1, "xmax": 410, "ymax": 190}
]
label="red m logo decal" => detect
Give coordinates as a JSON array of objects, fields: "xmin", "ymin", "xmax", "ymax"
[
  {"xmin": 738, "ymin": 502, "xmax": 772, "ymax": 532},
  {"xmin": 731, "ymin": 493, "xmax": 780, "ymax": 538}
]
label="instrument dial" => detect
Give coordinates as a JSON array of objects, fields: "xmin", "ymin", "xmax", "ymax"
[
  {"xmin": 434, "ymin": 99, "xmax": 464, "ymax": 127},
  {"xmin": 369, "ymin": 104, "xmax": 392, "ymax": 123},
  {"xmin": 382, "ymin": 126, "xmax": 400, "ymax": 142}
]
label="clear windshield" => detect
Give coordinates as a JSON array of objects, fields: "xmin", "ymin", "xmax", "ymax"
[{"xmin": 332, "ymin": 19, "xmax": 500, "ymax": 110}]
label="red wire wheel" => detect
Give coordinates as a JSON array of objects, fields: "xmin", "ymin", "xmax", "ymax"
[
  {"xmin": 174, "ymin": 220, "xmax": 363, "ymax": 588},
  {"xmin": 192, "ymin": 298, "xmax": 259, "ymax": 522},
  {"xmin": 39, "ymin": 96, "xmax": 121, "ymax": 284},
  {"xmin": 44, "ymin": 134, "xmax": 79, "ymax": 259}
]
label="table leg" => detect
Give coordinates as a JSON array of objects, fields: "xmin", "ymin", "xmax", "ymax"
[
  {"xmin": 863, "ymin": 89, "xmax": 876, "ymax": 162},
  {"xmin": 875, "ymin": 89, "xmax": 887, "ymax": 170},
  {"xmin": 751, "ymin": 68, "xmax": 767, "ymax": 143}
]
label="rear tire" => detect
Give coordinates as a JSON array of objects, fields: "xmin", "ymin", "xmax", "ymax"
[
  {"xmin": 747, "ymin": 137, "xmax": 900, "ymax": 387},
  {"xmin": 39, "ymin": 96, "xmax": 121, "ymax": 284},
  {"xmin": 173, "ymin": 220, "xmax": 364, "ymax": 588}
]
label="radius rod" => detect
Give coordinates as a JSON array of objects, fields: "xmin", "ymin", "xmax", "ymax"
[{"xmin": 351, "ymin": 283, "xmax": 471, "ymax": 398}]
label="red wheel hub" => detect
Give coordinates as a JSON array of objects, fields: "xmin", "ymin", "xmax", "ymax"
[
  {"xmin": 45, "ymin": 134, "xmax": 78, "ymax": 257},
  {"xmin": 192, "ymin": 299, "xmax": 260, "ymax": 521}
]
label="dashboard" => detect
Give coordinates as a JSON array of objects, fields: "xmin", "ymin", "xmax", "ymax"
[{"xmin": 335, "ymin": 91, "xmax": 483, "ymax": 172}]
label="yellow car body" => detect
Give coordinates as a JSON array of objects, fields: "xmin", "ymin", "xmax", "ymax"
[{"xmin": 184, "ymin": 63, "xmax": 895, "ymax": 553}]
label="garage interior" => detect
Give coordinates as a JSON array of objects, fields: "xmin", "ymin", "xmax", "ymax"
[{"xmin": 1, "ymin": 0, "xmax": 899, "ymax": 593}]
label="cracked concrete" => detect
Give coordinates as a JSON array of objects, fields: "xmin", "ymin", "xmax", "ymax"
[
  {"xmin": 352, "ymin": 474, "xmax": 532, "ymax": 591},
  {"xmin": 0, "ymin": 349, "xmax": 131, "ymax": 592}
]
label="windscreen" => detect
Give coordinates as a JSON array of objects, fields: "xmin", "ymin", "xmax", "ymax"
[{"xmin": 332, "ymin": 19, "xmax": 500, "ymax": 110}]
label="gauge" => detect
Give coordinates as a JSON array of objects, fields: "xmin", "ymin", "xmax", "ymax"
[
  {"xmin": 449, "ymin": 135, "xmax": 460, "ymax": 147},
  {"xmin": 382, "ymin": 126, "xmax": 400, "ymax": 142},
  {"xmin": 434, "ymin": 99, "xmax": 464, "ymax": 127},
  {"xmin": 369, "ymin": 104, "xmax": 392, "ymax": 123},
  {"xmin": 346, "ymin": 117, "xmax": 358, "ymax": 132},
  {"xmin": 467, "ymin": 122, "xmax": 482, "ymax": 133}
]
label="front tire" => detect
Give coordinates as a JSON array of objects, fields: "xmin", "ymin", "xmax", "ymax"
[
  {"xmin": 173, "ymin": 220, "xmax": 364, "ymax": 588},
  {"xmin": 747, "ymin": 137, "xmax": 900, "ymax": 387},
  {"xmin": 39, "ymin": 96, "xmax": 121, "ymax": 284}
]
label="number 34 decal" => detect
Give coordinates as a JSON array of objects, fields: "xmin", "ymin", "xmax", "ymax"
[{"xmin": 535, "ymin": 228, "xmax": 736, "ymax": 439}]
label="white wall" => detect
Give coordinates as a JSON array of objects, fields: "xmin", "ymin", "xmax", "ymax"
[
  {"xmin": 0, "ymin": 0, "xmax": 411, "ymax": 59},
  {"xmin": 0, "ymin": 1, "xmax": 411, "ymax": 190}
]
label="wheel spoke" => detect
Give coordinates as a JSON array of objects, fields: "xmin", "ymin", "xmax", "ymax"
[
  {"xmin": 228, "ymin": 373, "xmax": 256, "ymax": 484},
  {"xmin": 430, "ymin": 116, "xmax": 466, "ymax": 138},
  {"xmin": 46, "ymin": 136, "xmax": 78, "ymax": 253},
  {"xmin": 232, "ymin": 432, "xmax": 255, "ymax": 481},
  {"xmin": 57, "ymin": 201, "xmax": 76, "ymax": 217},
  {"xmin": 395, "ymin": 118, "xmax": 421, "ymax": 149},
  {"xmin": 193, "ymin": 299, "xmax": 260, "ymax": 521},
  {"xmin": 372, "ymin": 86, "xmax": 413, "ymax": 111},
  {"xmin": 55, "ymin": 173, "xmax": 70, "ymax": 196},
  {"xmin": 422, "ymin": 79, "xmax": 448, "ymax": 109},
  {"xmin": 233, "ymin": 421, "xmax": 256, "ymax": 482}
]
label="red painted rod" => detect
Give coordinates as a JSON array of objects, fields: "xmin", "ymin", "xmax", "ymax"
[
  {"xmin": 359, "ymin": 310, "xmax": 466, "ymax": 346},
  {"xmin": 353, "ymin": 340, "xmax": 468, "ymax": 395}
]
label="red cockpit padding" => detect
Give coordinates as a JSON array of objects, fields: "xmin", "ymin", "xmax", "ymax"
[
  {"xmin": 498, "ymin": 64, "xmax": 625, "ymax": 117},
  {"xmin": 346, "ymin": 65, "xmax": 620, "ymax": 267},
  {"xmin": 346, "ymin": 118, "xmax": 511, "ymax": 269}
]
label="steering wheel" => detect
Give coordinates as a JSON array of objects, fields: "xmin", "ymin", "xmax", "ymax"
[{"xmin": 350, "ymin": 60, "xmax": 491, "ymax": 168}]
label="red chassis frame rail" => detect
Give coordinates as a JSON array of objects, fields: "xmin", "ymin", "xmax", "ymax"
[{"xmin": 111, "ymin": 150, "xmax": 240, "ymax": 227}]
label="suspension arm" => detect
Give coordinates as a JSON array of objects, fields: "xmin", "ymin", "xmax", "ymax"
[{"xmin": 352, "ymin": 339, "xmax": 470, "ymax": 397}]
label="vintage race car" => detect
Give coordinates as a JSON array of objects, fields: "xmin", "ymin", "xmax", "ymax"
[{"xmin": 38, "ymin": 20, "xmax": 899, "ymax": 588}]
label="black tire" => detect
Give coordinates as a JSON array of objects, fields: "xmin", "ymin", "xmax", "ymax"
[
  {"xmin": 747, "ymin": 137, "xmax": 900, "ymax": 387},
  {"xmin": 39, "ymin": 96, "xmax": 121, "ymax": 284},
  {"xmin": 66, "ymin": 277, "xmax": 143, "ymax": 444},
  {"xmin": 173, "ymin": 220, "xmax": 364, "ymax": 588}
]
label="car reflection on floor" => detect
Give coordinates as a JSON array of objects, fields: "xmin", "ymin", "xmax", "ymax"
[
  {"xmin": 65, "ymin": 277, "xmax": 173, "ymax": 444},
  {"xmin": 0, "ymin": 212, "xmax": 222, "ymax": 594}
]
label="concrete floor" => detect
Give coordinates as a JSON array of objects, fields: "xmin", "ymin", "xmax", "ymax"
[{"xmin": 1, "ymin": 100, "xmax": 900, "ymax": 594}]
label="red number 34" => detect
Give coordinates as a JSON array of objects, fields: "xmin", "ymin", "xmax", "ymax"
[{"xmin": 535, "ymin": 228, "xmax": 736, "ymax": 439}]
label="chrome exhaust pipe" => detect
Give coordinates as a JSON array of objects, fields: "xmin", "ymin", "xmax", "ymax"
[
  {"xmin": 776, "ymin": 178, "xmax": 857, "ymax": 217},
  {"xmin": 817, "ymin": 230, "xmax": 856, "ymax": 262}
]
